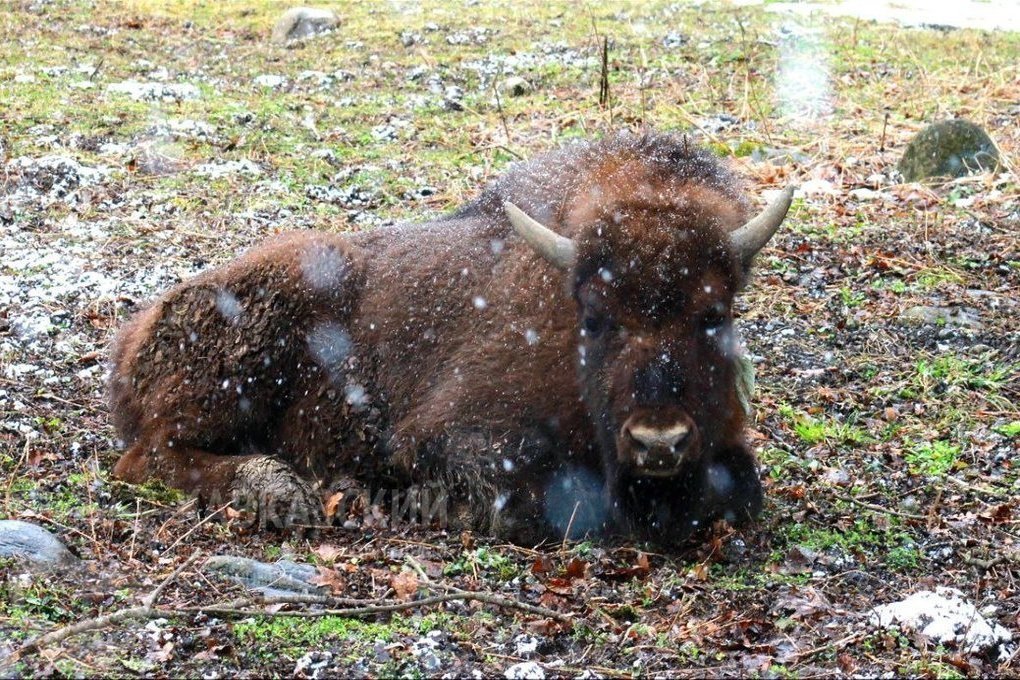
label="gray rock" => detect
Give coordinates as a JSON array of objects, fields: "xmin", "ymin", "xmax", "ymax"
[
  {"xmin": 271, "ymin": 7, "xmax": 338, "ymax": 44},
  {"xmin": 0, "ymin": 520, "xmax": 77, "ymax": 568},
  {"xmin": 899, "ymin": 119, "xmax": 1000, "ymax": 182},
  {"xmin": 499, "ymin": 76, "xmax": 532, "ymax": 97},
  {"xmin": 203, "ymin": 555, "xmax": 324, "ymax": 596},
  {"xmin": 900, "ymin": 305, "xmax": 983, "ymax": 329}
]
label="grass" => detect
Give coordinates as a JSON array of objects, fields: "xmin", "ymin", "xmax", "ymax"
[
  {"xmin": 776, "ymin": 518, "xmax": 921, "ymax": 571},
  {"xmin": 443, "ymin": 547, "xmax": 519, "ymax": 580},
  {"xmin": 779, "ymin": 405, "xmax": 870, "ymax": 447}
]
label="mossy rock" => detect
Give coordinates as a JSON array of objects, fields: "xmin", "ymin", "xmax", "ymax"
[{"xmin": 898, "ymin": 119, "xmax": 1000, "ymax": 182}]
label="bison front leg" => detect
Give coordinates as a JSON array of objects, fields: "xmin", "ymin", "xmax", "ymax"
[
  {"xmin": 699, "ymin": 445, "xmax": 763, "ymax": 526},
  {"xmin": 114, "ymin": 433, "xmax": 324, "ymax": 531},
  {"xmin": 396, "ymin": 427, "xmax": 574, "ymax": 546}
]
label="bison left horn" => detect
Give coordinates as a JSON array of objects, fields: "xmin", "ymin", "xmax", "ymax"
[
  {"xmin": 504, "ymin": 201, "xmax": 577, "ymax": 270},
  {"xmin": 729, "ymin": 186, "xmax": 796, "ymax": 266}
]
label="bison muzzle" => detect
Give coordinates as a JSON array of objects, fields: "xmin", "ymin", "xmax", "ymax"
[{"xmin": 108, "ymin": 132, "xmax": 793, "ymax": 546}]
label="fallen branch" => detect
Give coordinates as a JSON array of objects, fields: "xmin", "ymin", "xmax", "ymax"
[
  {"xmin": 187, "ymin": 589, "xmax": 571, "ymax": 623},
  {"xmin": 961, "ymin": 550, "xmax": 1020, "ymax": 571},
  {"xmin": 4, "ymin": 549, "xmax": 203, "ymax": 665}
]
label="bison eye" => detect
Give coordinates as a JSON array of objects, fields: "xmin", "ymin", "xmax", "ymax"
[
  {"xmin": 583, "ymin": 314, "xmax": 607, "ymax": 337},
  {"xmin": 703, "ymin": 308, "xmax": 727, "ymax": 330}
]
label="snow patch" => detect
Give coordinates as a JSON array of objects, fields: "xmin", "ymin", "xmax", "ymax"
[
  {"xmin": 6, "ymin": 155, "xmax": 111, "ymax": 205},
  {"xmin": 504, "ymin": 661, "xmax": 545, "ymax": 680},
  {"xmin": 107, "ymin": 80, "xmax": 200, "ymax": 102},
  {"xmin": 253, "ymin": 74, "xmax": 287, "ymax": 89},
  {"xmin": 870, "ymin": 587, "xmax": 1012, "ymax": 653},
  {"xmin": 193, "ymin": 159, "xmax": 262, "ymax": 178}
]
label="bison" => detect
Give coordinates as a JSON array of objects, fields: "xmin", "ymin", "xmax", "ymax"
[{"xmin": 108, "ymin": 132, "xmax": 793, "ymax": 546}]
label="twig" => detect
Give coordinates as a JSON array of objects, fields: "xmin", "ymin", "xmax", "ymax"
[
  {"xmin": 943, "ymin": 474, "xmax": 1008, "ymax": 500},
  {"xmin": 561, "ymin": 501, "xmax": 581, "ymax": 552},
  {"xmin": 186, "ymin": 590, "xmax": 571, "ymax": 622},
  {"xmin": 598, "ymin": 36, "xmax": 610, "ymax": 110},
  {"xmin": 834, "ymin": 493, "xmax": 926, "ymax": 521},
  {"xmin": 5, "ymin": 549, "xmax": 203, "ymax": 664},
  {"xmin": 492, "ymin": 79, "xmax": 511, "ymax": 146},
  {"xmin": 88, "ymin": 57, "xmax": 104, "ymax": 82},
  {"xmin": 145, "ymin": 549, "xmax": 204, "ymax": 606},
  {"xmin": 161, "ymin": 501, "xmax": 225, "ymax": 555},
  {"xmin": 962, "ymin": 551, "xmax": 1019, "ymax": 571},
  {"xmin": 787, "ymin": 630, "xmax": 868, "ymax": 662}
]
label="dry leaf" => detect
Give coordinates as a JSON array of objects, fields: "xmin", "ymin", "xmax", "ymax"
[
  {"xmin": 324, "ymin": 492, "xmax": 345, "ymax": 520},
  {"xmin": 312, "ymin": 544, "xmax": 344, "ymax": 564},
  {"xmin": 391, "ymin": 571, "xmax": 420, "ymax": 601},
  {"xmin": 309, "ymin": 566, "xmax": 346, "ymax": 594},
  {"xmin": 531, "ymin": 556, "xmax": 553, "ymax": 575},
  {"xmin": 564, "ymin": 558, "xmax": 589, "ymax": 580}
]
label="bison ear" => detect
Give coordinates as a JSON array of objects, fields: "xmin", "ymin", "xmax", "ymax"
[
  {"xmin": 504, "ymin": 201, "xmax": 577, "ymax": 270},
  {"xmin": 729, "ymin": 186, "xmax": 796, "ymax": 266}
]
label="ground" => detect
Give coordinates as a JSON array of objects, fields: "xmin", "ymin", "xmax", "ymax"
[{"xmin": 0, "ymin": 0, "xmax": 1018, "ymax": 677}]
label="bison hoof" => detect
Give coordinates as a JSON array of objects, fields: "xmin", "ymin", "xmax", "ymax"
[{"xmin": 230, "ymin": 457, "xmax": 324, "ymax": 533}]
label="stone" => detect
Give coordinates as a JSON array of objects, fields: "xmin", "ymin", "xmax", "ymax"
[
  {"xmin": 499, "ymin": 76, "xmax": 532, "ymax": 97},
  {"xmin": 0, "ymin": 520, "xmax": 77, "ymax": 568},
  {"xmin": 900, "ymin": 305, "xmax": 983, "ymax": 329},
  {"xmin": 271, "ymin": 7, "xmax": 338, "ymax": 44},
  {"xmin": 203, "ymin": 555, "xmax": 324, "ymax": 596},
  {"xmin": 899, "ymin": 119, "xmax": 1000, "ymax": 182}
]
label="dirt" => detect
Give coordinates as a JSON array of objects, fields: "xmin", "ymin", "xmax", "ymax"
[{"xmin": 0, "ymin": 0, "xmax": 1018, "ymax": 677}]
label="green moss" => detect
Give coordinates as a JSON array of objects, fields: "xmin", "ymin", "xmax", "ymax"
[
  {"xmin": 233, "ymin": 615, "xmax": 407, "ymax": 656},
  {"xmin": 995, "ymin": 421, "xmax": 1020, "ymax": 438},
  {"xmin": 904, "ymin": 440, "xmax": 960, "ymax": 476}
]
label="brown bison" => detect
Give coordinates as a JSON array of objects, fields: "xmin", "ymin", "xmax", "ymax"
[{"xmin": 108, "ymin": 132, "xmax": 793, "ymax": 545}]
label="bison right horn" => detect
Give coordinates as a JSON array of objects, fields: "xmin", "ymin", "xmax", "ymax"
[
  {"xmin": 729, "ymin": 186, "xmax": 796, "ymax": 266},
  {"xmin": 504, "ymin": 201, "xmax": 577, "ymax": 270}
]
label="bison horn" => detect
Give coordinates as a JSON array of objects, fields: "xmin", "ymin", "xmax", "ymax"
[
  {"xmin": 504, "ymin": 201, "xmax": 577, "ymax": 270},
  {"xmin": 730, "ymin": 186, "xmax": 796, "ymax": 265}
]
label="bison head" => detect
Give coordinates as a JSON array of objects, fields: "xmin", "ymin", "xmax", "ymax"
[{"xmin": 504, "ymin": 185, "xmax": 792, "ymax": 492}]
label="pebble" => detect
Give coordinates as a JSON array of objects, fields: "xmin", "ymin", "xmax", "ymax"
[{"xmin": 499, "ymin": 76, "xmax": 532, "ymax": 97}]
